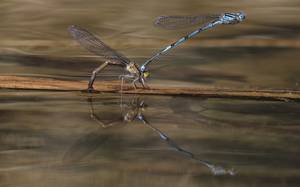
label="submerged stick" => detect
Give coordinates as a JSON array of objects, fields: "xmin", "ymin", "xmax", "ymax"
[{"xmin": 0, "ymin": 75, "xmax": 299, "ymax": 101}]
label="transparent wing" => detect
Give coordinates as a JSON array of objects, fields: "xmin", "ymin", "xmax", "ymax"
[
  {"xmin": 154, "ymin": 14, "xmax": 220, "ymax": 29},
  {"xmin": 68, "ymin": 25, "xmax": 130, "ymax": 65}
]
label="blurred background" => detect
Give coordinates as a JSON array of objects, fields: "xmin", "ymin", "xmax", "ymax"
[
  {"xmin": 0, "ymin": 0, "xmax": 299, "ymax": 89},
  {"xmin": 1, "ymin": 1, "xmax": 300, "ymax": 187}
]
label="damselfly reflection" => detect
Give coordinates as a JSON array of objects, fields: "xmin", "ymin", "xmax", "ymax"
[
  {"xmin": 88, "ymin": 96, "xmax": 147, "ymax": 128},
  {"xmin": 86, "ymin": 96, "xmax": 235, "ymax": 175}
]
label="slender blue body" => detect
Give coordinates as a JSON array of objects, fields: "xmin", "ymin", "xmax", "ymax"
[{"xmin": 140, "ymin": 12, "xmax": 246, "ymax": 73}]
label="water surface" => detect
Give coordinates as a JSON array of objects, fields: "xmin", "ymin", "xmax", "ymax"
[{"xmin": 0, "ymin": 90, "xmax": 300, "ymax": 186}]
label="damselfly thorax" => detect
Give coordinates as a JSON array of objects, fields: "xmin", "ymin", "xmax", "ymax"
[
  {"xmin": 126, "ymin": 62, "xmax": 142, "ymax": 76},
  {"xmin": 121, "ymin": 62, "xmax": 147, "ymax": 89}
]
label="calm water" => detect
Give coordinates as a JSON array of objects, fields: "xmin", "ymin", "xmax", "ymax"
[
  {"xmin": 1, "ymin": 90, "xmax": 300, "ymax": 187},
  {"xmin": 0, "ymin": 0, "xmax": 300, "ymax": 186}
]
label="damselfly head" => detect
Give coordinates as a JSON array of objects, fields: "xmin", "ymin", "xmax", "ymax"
[
  {"xmin": 221, "ymin": 12, "xmax": 246, "ymax": 24},
  {"xmin": 236, "ymin": 11, "xmax": 246, "ymax": 22}
]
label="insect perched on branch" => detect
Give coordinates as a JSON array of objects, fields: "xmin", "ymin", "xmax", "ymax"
[{"xmin": 69, "ymin": 12, "xmax": 245, "ymax": 92}]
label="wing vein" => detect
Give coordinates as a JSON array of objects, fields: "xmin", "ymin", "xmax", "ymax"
[{"xmin": 68, "ymin": 25, "xmax": 130, "ymax": 65}]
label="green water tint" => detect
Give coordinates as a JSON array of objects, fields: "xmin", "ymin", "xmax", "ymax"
[{"xmin": 0, "ymin": 90, "xmax": 299, "ymax": 186}]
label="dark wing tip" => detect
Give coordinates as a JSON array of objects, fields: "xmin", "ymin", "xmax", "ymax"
[
  {"xmin": 153, "ymin": 16, "xmax": 167, "ymax": 27},
  {"xmin": 68, "ymin": 25, "xmax": 89, "ymax": 40},
  {"xmin": 68, "ymin": 25, "xmax": 79, "ymax": 37},
  {"xmin": 68, "ymin": 25, "xmax": 78, "ymax": 32},
  {"xmin": 153, "ymin": 15, "xmax": 185, "ymax": 30}
]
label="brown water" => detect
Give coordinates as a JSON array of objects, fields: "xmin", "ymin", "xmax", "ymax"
[
  {"xmin": 1, "ymin": 90, "xmax": 300, "ymax": 187},
  {"xmin": 0, "ymin": 0, "xmax": 300, "ymax": 186}
]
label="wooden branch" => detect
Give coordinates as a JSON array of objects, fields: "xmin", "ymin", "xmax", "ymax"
[{"xmin": 1, "ymin": 75, "xmax": 299, "ymax": 101}]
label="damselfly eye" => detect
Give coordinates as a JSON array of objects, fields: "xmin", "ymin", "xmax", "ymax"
[
  {"xmin": 143, "ymin": 72, "xmax": 150, "ymax": 78},
  {"xmin": 238, "ymin": 12, "xmax": 246, "ymax": 21}
]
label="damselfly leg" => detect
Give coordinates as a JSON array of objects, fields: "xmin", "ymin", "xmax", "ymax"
[
  {"xmin": 88, "ymin": 60, "xmax": 122, "ymax": 92},
  {"xmin": 119, "ymin": 74, "xmax": 148, "ymax": 91}
]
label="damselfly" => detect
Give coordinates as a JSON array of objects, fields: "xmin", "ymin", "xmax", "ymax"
[
  {"xmin": 139, "ymin": 12, "xmax": 246, "ymax": 72},
  {"xmin": 69, "ymin": 25, "xmax": 149, "ymax": 92},
  {"xmin": 69, "ymin": 12, "xmax": 245, "ymax": 91}
]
